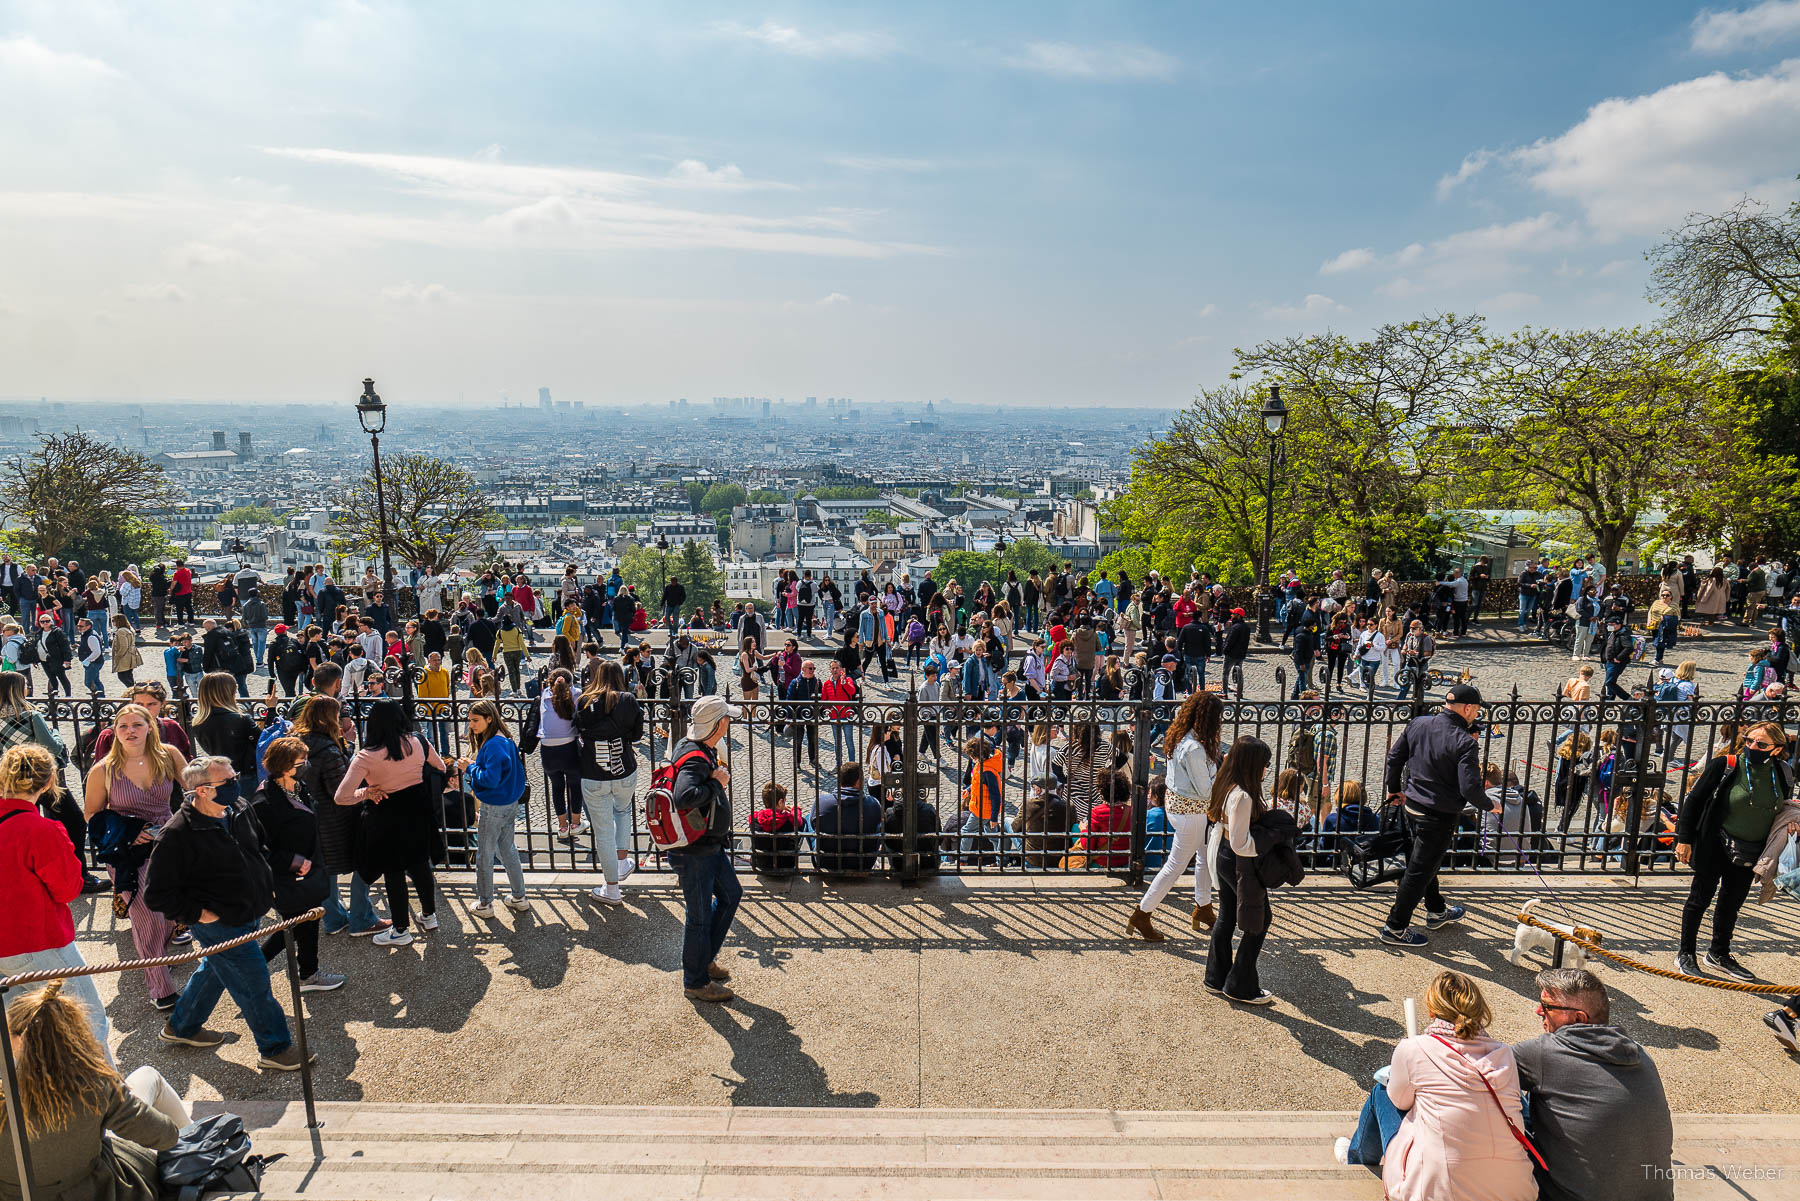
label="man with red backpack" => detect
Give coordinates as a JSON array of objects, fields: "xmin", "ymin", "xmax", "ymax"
[{"xmin": 667, "ymin": 694, "xmax": 742, "ymax": 1002}]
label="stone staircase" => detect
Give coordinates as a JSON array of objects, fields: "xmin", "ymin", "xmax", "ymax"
[{"xmin": 205, "ymin": 1102, "xmax": 1797, "ymax": 1199}]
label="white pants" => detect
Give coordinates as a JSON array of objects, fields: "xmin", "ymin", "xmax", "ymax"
[
  {"xmin": 126, "ymin": 1066, "xmax": 191, "ymax": 1127},
  {"xmin": 1138, "ymin": 811, "xmax": 1212, "ymax": 913},
  {"xmin": 1382, "ymin": 648, "xmax": 1401, "ymax": 686}
]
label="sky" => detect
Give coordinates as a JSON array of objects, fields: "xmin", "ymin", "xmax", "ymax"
[{"xmin": 3, "ymin": 1, "xmax": 1800, "ymax": 409}]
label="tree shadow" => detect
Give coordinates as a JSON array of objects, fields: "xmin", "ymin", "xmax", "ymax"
[{"xmin": 694, "ymin": 995, "xmax": 881, "ymax": 1107}]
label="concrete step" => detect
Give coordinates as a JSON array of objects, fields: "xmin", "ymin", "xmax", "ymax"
[{"xmin": 201, "ymin": 1102, "xmax": 1800, "ymax": 1200}]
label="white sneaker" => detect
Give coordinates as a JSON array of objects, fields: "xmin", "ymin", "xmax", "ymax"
[
  {"xmin": 505, "ymin": 895, "xmax": 530, "ymax": 912},
  {"xmin": 570, "ymin": 817, "xmax": 591, "ymax": 836},
  {"xmin": 616, "ymin": 857, "xmax": 636, "ymax": 881},
  {"xmin": 371, "ymin": 928, "xmax": 414, "ymax": 947},
  {"xmin": 470, "ymin": 901, "xmax": 495, "ymax": 918},
  {"xmin": 1333, "ymin": 1137, "xmax": 1351, "ymax": 1166},
  {"xmin": 590, "ymin": 883, "xmax": 623, "ymax": 906},
  {"xmin": 418, "ymin": 914, "xmax": 439, "ymax": 932}
]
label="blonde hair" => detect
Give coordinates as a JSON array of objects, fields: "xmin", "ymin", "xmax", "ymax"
[
  {"xmin": 0, "ymin": 744, "xmax": 56, "ymax": 798},
  {"xmin": 1, "ymin": 981, "xmax": 121, "ymax": 1138},
  {"xmin": 1676, "ymin": 660, "xmax": 1697, "ymax": 682},
  {"xmin": 1424, "ymin": 970, "xmax": 1492, "ymax": 1040},
  {"xmin": 194, "ymin": 671, "xmax": 241, "ymax": 725},
  {"xmin": 99, "ymin": 704, "xmax": 180, "ymax": 784}
]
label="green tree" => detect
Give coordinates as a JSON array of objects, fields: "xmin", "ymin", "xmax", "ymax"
[
  {"xmin": 812, "ymin": 485, "xmax": 880, "ymax": 500},
  {"xmin": 675, "ymin": 540, "xmax": 724, "ymax": 613},
  {"xmin": 1458, "ymin": 326, "xmax": 1715, "ymax": 575},
  {"xmin": 861, "ymin": 510, "xmax": 902, "ymax": 529},
  {"xmin": 615, "ymin": 543, "xmax": 664, "ymax": 600},
  {"xmin": 748, "ymin": 489, "xmax": 788, "ymax": 504},
  {"xmin": 686, "ymin": 481, "xmax": 708, "ymax": 512},
  {"xmin": 1648, "ymin": 190, "xmax": 1800, "ymax": 350},
  {"xmin": 699, "ymin": 481, "xmax": 748, "ymax": 514},
  {"xmin": 1653, "ymin": 356, "xmax": 1800, "ymax": 557},
  {"xmin": 5, "ymin": 514, "xmax": 177, "ymax": 575},
  {"xmin": 218, "ymin": 504, "xmax": 279, "ymax": 526},
  {"xmin": 0, "ymin": 431, "xmax": 175, "ymax": 561},
  {"xmin": 332, "ymin": 452, "xmax": 497, "ymax": 573},
  {"xmin": 1000, "ymin": 537, "xmax": 1058, "ymax": 578},
  {"xmin": 935, "ymin": 549, "xmax": 1003, "ymax": 597}
]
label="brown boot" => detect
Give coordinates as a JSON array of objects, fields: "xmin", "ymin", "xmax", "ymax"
[
  {"xmin": 1126, "ymin": 909, "xmax": 1165, "ymax": 942},
  {"xmin": 1193, "ymin": 904, "xmax": 1216, "ymax": 932}
]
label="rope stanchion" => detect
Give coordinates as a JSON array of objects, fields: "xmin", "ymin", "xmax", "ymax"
[
  {"xmin": 1516, "ymin": 909, "xmax": 1800, "ymax": 997},
  {"xmin": 0, "ymin": 907, "xmax": 326, "ymax": 991}
]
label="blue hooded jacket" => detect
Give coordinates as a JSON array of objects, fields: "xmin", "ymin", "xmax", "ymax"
[{"xmin": 465, "ymin": 734, "xmax": 526, "ymax": 807}]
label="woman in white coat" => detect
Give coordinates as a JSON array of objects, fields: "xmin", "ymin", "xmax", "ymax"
[{"xmin": 1126, "ymin": 691, "xmax": 1224, "ymax": 940}]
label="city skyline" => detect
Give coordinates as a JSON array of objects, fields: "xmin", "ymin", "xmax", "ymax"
[{"xmin": 3, "ymin": 1, "xmax": 1799, "ymax": 407}]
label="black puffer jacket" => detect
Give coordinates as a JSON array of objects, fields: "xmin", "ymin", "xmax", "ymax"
[
  {"xmin": 299, "ymin": 731, "xmax": 356, "ymax": 874},
  {"xmin": 1250, "ymin": 808, "xmax": 1306, "ymax": 890}
]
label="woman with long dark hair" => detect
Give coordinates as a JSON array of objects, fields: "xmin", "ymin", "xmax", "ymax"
[
  {"xmin": 333, "ymin": 698, "xmax": 447, "ymax": 946},
  {"xmin": 1129, "ymin": 692, "xmax": 1227, "ymax": 939},
  {"xmin": 254, "ymin": 735, "xmax": 344, "ymax": 991},
  {"xmin": 541, "ymin": 667, "xmax": 584, "ymax": 839},
  {"xmin": 578, "ymin": 659, "xmax": 644, "ymax": 905},
  {"xmin": 1204, "ymin": 735, "xmax": 1276, "ymax": 1004}
]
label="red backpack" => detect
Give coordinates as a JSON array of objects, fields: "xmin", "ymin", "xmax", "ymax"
[{"xmin": 644, "ymin": 748, "xmax": 717, "ymax": 851}]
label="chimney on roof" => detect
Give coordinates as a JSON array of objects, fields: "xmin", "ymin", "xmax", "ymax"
[
  {"xmin": 239, "ymin": 432, "xmax": 252, "ymax": 458},
  {"xmin": 212, "ymin": 431, "xmax": 226, "ymax": 451}
]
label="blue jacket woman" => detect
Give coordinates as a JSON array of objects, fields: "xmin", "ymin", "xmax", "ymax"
[{"xmin": 456, "ymin": 699, "xmax": 529, "ymax": 916}]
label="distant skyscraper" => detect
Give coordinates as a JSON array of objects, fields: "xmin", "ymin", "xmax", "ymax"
[
  {"xmin": 806, "ymin": 396, "xmax": 816, "ymax": 408},
  {"xmin": 761, "ymin": 400, "xmax": 771, "ymax": 419},
  {"xmin": 538, "ymin": 387, "xmax": 552, "ymax": 411}
]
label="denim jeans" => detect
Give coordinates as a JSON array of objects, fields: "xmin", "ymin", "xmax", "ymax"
[
  {"xmin": 1, "ymin": 944, "xmax": 111, "ymax": 1063},
  {"xmin": 1346, "ymin": 1081, "xmax": 1406, "ymax": 1165},
  {"xmin": 251, "ymin": 626, "xmax": 268, "ymax": 667},
  {"xmin": 1518, "ymin": 594, "xmax": 1536, "ymax": 632},
  {"xmin": 669, "ymin": 844, "xmax": 742, "ymax": 988},
  {"xmin": 122, "ymin": 604, "xmax": 140, "ymax": 631},
  {"xmin": 170, "ymin": 919, "xmax": 293, "ymax": 1056},
  {"xmin": 83, "ymin": 660, "xmax": 103, "ymax": 692},
  {"xmin": 832, "ymin": 721, "xmax": 854, "ymax": 762},
  {"xmin": 322, "ymin": 872, "xmax": 378, "ymax": 933},
  {"xmin": 581, "ymin": 772, "xmax": 637, "ymax": 883},
  {"xmin": 1182, "ymin": 655, "xmax": 1206, "ymax": 692},
  {"xmin": 476, "ymin": 801, "xmax": 526, "ymax": 904},
  {"xmin": 1603, "ymin": 660, "xmax": 1630, "ymax": 700}
]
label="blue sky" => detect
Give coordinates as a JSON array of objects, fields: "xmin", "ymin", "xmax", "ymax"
[{"xmin": 2, "ymin": 1, "xmax": 1799, "ymax": 408}]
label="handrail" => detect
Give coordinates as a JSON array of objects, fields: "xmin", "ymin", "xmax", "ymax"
[
  {"xmin": 2, "ymin": 907, "xmax": 326, "ymax": 1201},
  {"xmin": 0, "ymin": 907, "xmax": 324, "ymax": 990}
]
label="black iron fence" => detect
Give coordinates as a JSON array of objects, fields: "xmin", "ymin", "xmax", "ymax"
[{"xmin": 31, "ymin": 668, "xmax": 1797, "ymax": 887}]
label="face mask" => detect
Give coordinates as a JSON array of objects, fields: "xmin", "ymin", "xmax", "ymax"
[
  {"xmin": 213, "ymin": 779, "xmax": 241, "ymax": 806},
  {"xmin": 1745, "ymin": 747, "xmax": 1774, "ymax": 766}
]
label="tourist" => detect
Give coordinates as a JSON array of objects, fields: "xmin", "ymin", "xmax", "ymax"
[
  {"xmin": 1056, "ymin": 721, "xmax": 1114, "ymax": 825},
  {"xmin": 1128, "ymin": 691, "xmax": 1224, "ymax": 940},
  {"xmin": 83, "ymin": 706, "xmax": 188, "ymax": 1009},
  {"xmin": 1514, "ymin": 968, "xmax": 1673, "ymax": 1200},
  {"xmin": 190, "ymin": 671, "xmax": 258, "ymax": 790},
  {"xmin": 668, "ymin": 694, "xmax": 742, "ymax": 1002},
  {"xmin": 1379, "ymin": 684, "xmax": 1490, "ymax": 948},
  {"xmin": 578, "ymin": 660, "xmax": 643, "ymax": 905},
  {"xmin": 453, "ymin": 698, "xmax": 530, "ymax": 918},
  {"xmin": 0, "ymin": 981, "xmax": 187, "ymax": 1200},
  {"xmin": 1218, "ymin": 607, "xmax": 1250, "ymax": 698},
  {"xmin": 812, "ymin": 761, "xmax": 884, "ymax": 873},
  {"xmin": 1203, "ymin": 735, "xmax": 1277, "ymax": 1004},
  {"xmin": 145, "ymin": 754, "xmax": 314, "ymax": 1071},
  {"xmin": 0, "ymin": 745, "xmax": 112, "ymax": 1055},
  {"xmin": 1673, "ymin": 721, "xmax": 1798, "ymax": 981},
  {"xmin": 539, "ymin": 667, "xmax": 584, "ymax": 840},
  {"xmin": 1335, "ymin": 970, "xmax": 1537, "ymax": 1201},
  {"xmin": 292, "ymin": 694, "xmax": 388, "ymax": 939},
  {"xmin": 333, "ymin": 698, "xmax": 447, "ymax": 947},
  {"xmin": 34, "ymin": 610, "xmax": 71, "ymax": 697},
  {"xmin": 252, "ymin": 735, "xmax": 345, "ymax": 993}
]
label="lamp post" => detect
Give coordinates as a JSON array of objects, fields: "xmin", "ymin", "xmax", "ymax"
[
  {"xmin": 994, "ymin": 532, "xmax": 1008, "ymax": 593},
  {"xmin": 1255, "ymin": 384, "xmax": 1288, "ymax": 645},
  {"xmin": 657, "ymin": 533, "xmax": 671, "ymax": 630},
  {"xmin": 356, "ymin": 378, "xmax": 413, "ymax": 709}
]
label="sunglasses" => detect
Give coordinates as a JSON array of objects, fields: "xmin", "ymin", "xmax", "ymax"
[
  {"xmin": 1745, "ymin": 738, "xmax": 1777, "ymax": 751},
  {"xmin": 1536, "ymin": 1002, "xmax": 1584, "ymax": 1016}
]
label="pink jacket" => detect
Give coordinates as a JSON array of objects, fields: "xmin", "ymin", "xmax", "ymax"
[{"xmin": 1383, "ymin": 1023, "xmax": 1536, "ymax": 1201}]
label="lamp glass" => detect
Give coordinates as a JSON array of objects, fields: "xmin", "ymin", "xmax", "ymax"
[{"xmin": 1262, "ymin": 406, "xmax": 1287, "ymax": 437}]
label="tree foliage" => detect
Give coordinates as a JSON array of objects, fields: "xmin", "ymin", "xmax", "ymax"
[
  {"xmin": 699, "ymin": 482, "xmax": 747, "ymax": 514},
  {"xmin": 933, "ymin": 550, "xmax": 1003, "ymax": 598},
  {"xmin": 218, "ymin": 505, "xmax": 278, "ymax": 526},
  {"xmin": 332, "ymin": 452, "xmax": 496, "ymax": 574},
  {"xmin": 810, "ymin": 485, "xmax": 880, "ymax": 500},
  {"xmin": 1648, "ymin": 192, "xmax": 1800, "ymax": 350},
  {"xmin": 615, "ymin": 540, "xmax": 722, "ymax": 614},
  {"xmin": 0, "ymin": 432, "xmax": 176, "ymax": 562},
  {"xmin": 748, "ymin": 488, "xmax": 788, "ymax": 504},
  {"xmin": 1001, "ymin": 537, "xmax": 1059, "ymax": 577}
]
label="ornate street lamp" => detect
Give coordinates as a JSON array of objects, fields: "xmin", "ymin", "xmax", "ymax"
[
  {"xmin": 356, "ymin": 378, "xmax": 413, "ymax": 707},
  {"xmin": 1256, "ymin": 385, "xmax": 1288, "ymax": 645}
]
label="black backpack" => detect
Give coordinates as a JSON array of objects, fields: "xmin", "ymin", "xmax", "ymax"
[{"xmin": 158, "ymin": 1113, "xmax": 283, "ymax": 1201}]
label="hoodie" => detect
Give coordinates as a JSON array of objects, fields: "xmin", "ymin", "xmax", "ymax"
[{"xmin": 1511, "ymin": 1024, "xmax": 1673, "ymax": 1201}]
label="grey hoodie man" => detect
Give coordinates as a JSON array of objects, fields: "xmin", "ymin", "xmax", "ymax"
[{"xmin": 1513, "ymin": 980, "xmax": 1673, "ymax": 1201}]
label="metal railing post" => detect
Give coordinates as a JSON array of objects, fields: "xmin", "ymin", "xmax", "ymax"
[
  {"xmin": 1128, "ymin": 699, "xmax": 1153, "ymax": 886},
  {"xmin": 1623, "ymin": 691, "xmax": 1656, "ymax": 877},
  {"xmin": 282, "ymin": 925, "xmax": 321, "ymax": 1130},
  {"xmin": 0, "ymin": 984, "xmax": 39, "ymax": 1201},
  {"xmin": 900, "ymin": 689, "xmax": 920, "ymax": 885}
]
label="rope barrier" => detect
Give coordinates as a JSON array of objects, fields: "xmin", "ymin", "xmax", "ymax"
[
  {"xmin": 0, "ymin": 907, "xmax": 325, "ymax": 992},
  {"xmin": 1515, "ymin": 909, "xmax": 1800, "ymax": 997}
]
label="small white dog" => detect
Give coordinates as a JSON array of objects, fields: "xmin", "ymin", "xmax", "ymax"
[{"xmin": 1511, "ymin": 899, "xmax": 1599, "ymax": 969}]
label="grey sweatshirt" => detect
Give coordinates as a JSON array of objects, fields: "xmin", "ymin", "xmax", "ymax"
[{"xmin": 1512, "ymin": 1024, "xmax": 1673, "ymax": 1201}]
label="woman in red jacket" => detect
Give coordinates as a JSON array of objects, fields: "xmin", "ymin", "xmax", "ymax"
[{"xmin": 0, "ymin": 744, "xmax": 111, "ymax": 1058}]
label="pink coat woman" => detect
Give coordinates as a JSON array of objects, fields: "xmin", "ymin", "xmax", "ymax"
[{"xmin": 1383, "ymin": 1020, "xmax": 1536, "ymax": 1201}]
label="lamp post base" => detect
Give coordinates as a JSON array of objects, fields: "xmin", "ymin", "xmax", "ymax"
[{"xmin": 1256, "ymin": 588, "xmax": 1274, "ymax": 644}]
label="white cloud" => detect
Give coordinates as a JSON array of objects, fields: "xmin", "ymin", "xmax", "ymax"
[
  {"xmin": 832, "ymin": 156, "xmax": 940, "ymax": 172},
  {"xmin": 715, "ymin": 21, "xmax": 896, "ymax": 58},
  {"xmin": 1445, "ymin": 60, "xmax": 1800, "ymax": 238},
  {"xmin": 1319, "ymin": 247, "xmax": 1377, "ymax": 275},
  {"xmin": 783, "ymin": 292, "xmax": 853, "ymax": 312},
  {"xmin": 168, "ymin": 242, "xmax": 246, "ymax": 269},
  {"xmin": 1197, "ymin": 303, "xmax": 1219, "ymax": 318},
  {"xmin": 0, "ymin": 34, "xmax": 122, "ymax": 84},
  {"xmin": 1483, "ymin": 290, "xmax": 1541, "ymax": 313},
  {"xmin": 1435, "ymin": 150, "xmax": 1497, "ymax": 199},
  {"xmin": 122, "ymin": 283, "xmax": 191, "ymax": 303},
  {"xmin": 380, "ymin": 282, "xmax": 452, "ymax": 303},
  {"xmin": 1691, "ymin": 1, "xmax": 1800, "ymax": 52},
  {"xmin": 1258, "ymin": 293, "xmax": 1345, "ymax": 320},
  {"xmin": 1006, "ymin": 41, "xmax": 1177, "ymax": 81},
  {"xmin": 669, "ymin": 159, "xmax": 754, "ymax": 188}
]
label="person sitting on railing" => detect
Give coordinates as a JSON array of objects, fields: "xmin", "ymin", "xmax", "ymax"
[
  {"xmin": 1, "ymin": 744, "xmax": 112, "ymax": 1058},
  {"xmin": 811, "ymin": 762, "xmax": 884, "ymax": 874},
  {"xmin": 144, "ymin": 754, "xmax": 315, "ymax": 1072},
  {"xmin": 0, "ymin": 980, "xmax": 189, "ymax": 1201}
]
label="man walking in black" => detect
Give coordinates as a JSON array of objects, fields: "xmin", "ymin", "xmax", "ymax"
[{"xmin": 1378, "ymin": 683, "xmax": 1493, "ymax": 948}]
